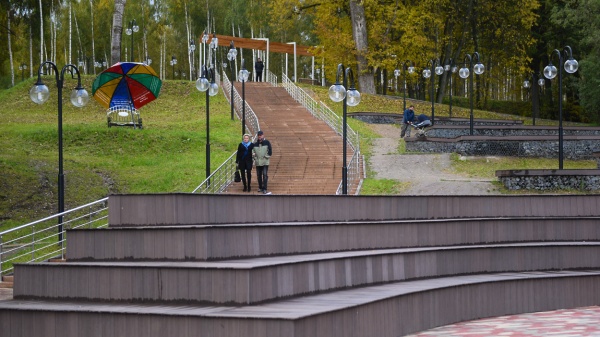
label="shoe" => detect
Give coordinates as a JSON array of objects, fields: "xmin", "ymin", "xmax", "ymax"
[
  {"xmin": 258, "ymin": 189, "xmax": 264, "ymax": 193},
  {"xmin": 262, "ymin": 190, "xmax": 271, "ymax": 195},
  {"xmin": 247, "ymin": 187, "xmax": 251, "ymax": 192},
  {"xmin": 243, "ymin": 187, "xmax": 247, "ymax": 192}
]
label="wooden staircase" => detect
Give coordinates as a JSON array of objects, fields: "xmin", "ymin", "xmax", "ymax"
[
  {"xmin": 228, "ymin": 82, "xmax": 352, "ymax": 195},
  {"xmin": 0, "ymin": 275, "xmax": 13, "ymax": 288}
]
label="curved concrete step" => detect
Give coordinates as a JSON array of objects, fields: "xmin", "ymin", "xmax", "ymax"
[
  {"xmin": 15, "ymin": 242, "xmax": 600, "ymax": 304},
  {"xmin": 68, "ymin": 217, "xmax": 600, "ymax": 261},
  {"xmin": 2, "ymin": 270, "xmax": 600, "ymax": 337}
]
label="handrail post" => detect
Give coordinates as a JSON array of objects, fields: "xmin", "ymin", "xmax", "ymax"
[
  {"xmin": 31, "ymin": 225, "xmax": 35, "ymax": 261},
  {"xmin": 0, "ymin": 235, "xmax": 3, "ymax": 276}
]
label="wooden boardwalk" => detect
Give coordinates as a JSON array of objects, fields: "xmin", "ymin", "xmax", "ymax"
[{"xmin": 228, "ymin": 82, "xmax": 347, "ymax": 195}]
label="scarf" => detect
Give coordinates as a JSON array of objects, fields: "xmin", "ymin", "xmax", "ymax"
[{"xmin": 241, "ymin": 141, "xmax": 250, "ymax": 159}]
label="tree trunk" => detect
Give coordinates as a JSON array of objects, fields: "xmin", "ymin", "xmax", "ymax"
[
  {"xmin": 69, "ymin": 1, "xmax": 72, "ymax": 64},
  {"xmin": 90, "ymin": 0, "xmax": 96, "ymax": 75},
  {"xmin": 111, "ymin": 0, "xmax": 126, "ymax": 65},
  {"xmin": 8, "ymin": 10, "xmax": 14, "ymax": 87},
  {"xmin": 349, "ymin": 0, "xmax": 375, "ymax": 94},
  {"xmin": 29, "ymin": 25, "xmax": 32, "ymax": 77},
  {"xmin": 39, "ymin": 0, "xmax": 43, "ymax": 65},
  {"xmin": 185, "ymin": 2, "xmax": 192, "ymax": 80}
]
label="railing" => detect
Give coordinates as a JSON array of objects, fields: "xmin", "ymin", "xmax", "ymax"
[
  {"xmin": 265, "ymin": 70, "xmax": 278, "ymax": 87},
  {"xmin": 192, "ymin": 71, "xmax": 265, "ymax": 194},
  {"xmin": 0, "ymin": 197, "xmax": 109, "ymax": 277},
  {"xmin": 281, "ymin": 74, "xmax": 362, "ymax": 195}
]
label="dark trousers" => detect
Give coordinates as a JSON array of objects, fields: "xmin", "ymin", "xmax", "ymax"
[
  {"xmin": 240, "ymin": 168, "xmax": 252, "ymax": 188},
  {"xmin": 256, "ymin": 72, "xmax": 263, "ymax": 82},
  {"xmin": 256, "ymin": 165, "xmax": 269, "ymax": 190}
]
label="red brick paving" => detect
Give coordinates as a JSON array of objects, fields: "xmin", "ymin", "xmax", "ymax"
[{"xmin": 407, "ymin": 306, "xmax": 600, "ymax": 336}]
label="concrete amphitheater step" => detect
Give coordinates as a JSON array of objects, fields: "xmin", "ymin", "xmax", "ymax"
[
  {"xmin": 231, "ymin": 82, "xmax": 350, "ymax": 195},
  {"xmin": 66, "ymin": 216, "xmax": 600, "ymax": 261},
  {"xmin": 13, "ymin": 242, "xmax": 600, "ymax": 305},
  {"xmin": 3, "ymin": 270, "xmax": 600, "ymax": 337}
]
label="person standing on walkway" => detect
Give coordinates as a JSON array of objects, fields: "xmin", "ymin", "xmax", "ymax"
[
  {"xmin": 401, "ymin": 105, "xmax": 416, "ymax": 138},
  {"xmin": 236, "ymin": 134, "xmax": 254, "ymax": 192},
  {"xmin": 255, "ymin": 58, "xmax": 264, "ymax": 82},
  {"xmin": 253, "ymin": 130, "xmax": 272, "ymax": 194}
]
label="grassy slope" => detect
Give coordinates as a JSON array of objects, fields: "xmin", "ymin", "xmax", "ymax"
[{"xmin": 0, "ymin": 76, "xmax": 240, "ymax": 230}]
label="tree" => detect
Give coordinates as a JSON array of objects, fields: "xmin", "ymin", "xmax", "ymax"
[{"xmin": 111, "ymin": 0, "xmax": 126, "ymax": 64}]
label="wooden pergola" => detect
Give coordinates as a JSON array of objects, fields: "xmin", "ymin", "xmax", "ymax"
[{"xmin": 200, "ymin": 34, "xmax": 318, "ymax": 83}]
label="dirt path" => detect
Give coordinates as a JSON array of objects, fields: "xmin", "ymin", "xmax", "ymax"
[{"xmin": 369, "ymin": 124, "xmax": 501, "ymax": 195}]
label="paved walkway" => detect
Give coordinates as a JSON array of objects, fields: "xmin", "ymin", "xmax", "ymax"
[
  {"xmin": 407, "ymin": 306, "xmax": 600, "ymax": 336},
  {"xmin": 228, "ymin": 82, "xmax": 349, "ymax": 195}
]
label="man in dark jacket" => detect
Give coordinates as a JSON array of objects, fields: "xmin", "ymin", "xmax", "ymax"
[
  {"xmin": 253, "ymin": 130, "xmax": 272, "ymax": 194},
  {"xmin": 401, "ymin": 105, "xmax": 416, "ymax": 138},
  {"xmin": 255, "ymin": 58, "xmax": 264, "ymax": 82}
]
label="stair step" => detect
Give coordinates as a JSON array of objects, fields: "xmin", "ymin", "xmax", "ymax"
[
  {"xmin": 0, "ymin": 282, "xmax": 13, "ymax": 289},
  {"xmin": 3, "ymin": 270, "xmax": 600, "ymax": 337},
  {"xmin": 14, "ymin": 243, "xmax": 600, "ymax": 304}
]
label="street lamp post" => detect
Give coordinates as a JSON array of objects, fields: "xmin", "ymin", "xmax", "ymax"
[
  {"xmin": 29, "ymin": 61, "xmax": 89, "ymax": 243},
  {"xmin": 543, "ymin": 46, "xmax": 578, "ymax": 170},
  {"xmin": 19, "ymin": 63, "xmax": 27, "ymax": 81},
  {"xmin": 329, "ymin": 64, "xmax": 361, "ymax": 195},
  {"xmin": 227, "ymin": 41, "xmax": 238, "ymax": 120},
  {"xmin": 459, "ymin": 52, "xmax": 485, "ymax": 135},
  {"xmin": 400, "ymin": 61, "xmax": 414, "ymax": 111},
  {"xmin": 523, "ymin": 74, "xmax": 544, "ymax": 126},
  {"xmin": 423, "ymin": 59, "xmax": 443, "ymax": 125},
  {"xmin": 239, "ymin": 60, "xmax": 250, "ymax": 135},
  {"xmin": 444, "ymin": 59, "xmax": 457, "ymax": 118},
  {"xmin": 196, "ymin": 65, "xmax": 219, "ymax": 181},
  {"xmin": 170, "ymin": 55, "xmax": 177, "ymax": 79},
  {"xmin": 125, "ymin": 19, "xmax": 139, "ymax": 62}
]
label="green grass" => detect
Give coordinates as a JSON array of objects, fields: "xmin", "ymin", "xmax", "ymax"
[
  {"xmin": 449, "ymin": 153, "xmax": 597, "ymax": 179},
  {"xmin": 0, "ymin": 76, "xmax": 240, "ymax": 230},
  {"xmin": 360, "ymin": 178, "xmax": 411, "ymax": 195}
]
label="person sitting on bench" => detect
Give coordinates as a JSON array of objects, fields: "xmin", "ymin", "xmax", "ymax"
[{"xmin": 412, "ymin": 114, "xmax": 432, "ymax": 128}]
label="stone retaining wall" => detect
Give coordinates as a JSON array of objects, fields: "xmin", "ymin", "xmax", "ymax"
[
  {"xmin": 349, "ymin": 114, "xmax": 526, "ymax": 127},
  {"xmin": 428, "ymin": 127, "xmax": 600, "ymax": 138},
  {"xmin": 406, "ymin": 137, "xmax": 600, "ymax": 160},
  {"xmin": 496, "ymin": 169, "xmax": 600, "ymax": 191}
]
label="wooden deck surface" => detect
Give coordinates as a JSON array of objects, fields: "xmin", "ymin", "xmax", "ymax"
[{"xmin": 228, "ymin": 82, "xmax": 351, "ymax": 195}]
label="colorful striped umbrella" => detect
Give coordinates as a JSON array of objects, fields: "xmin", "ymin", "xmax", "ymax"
[{"xmin": 92, "ymin": 62, "xmax": 162, "ymax": 109}]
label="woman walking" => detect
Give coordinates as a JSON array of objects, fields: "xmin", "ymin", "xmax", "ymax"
[{"xmin": 236, "ymin": 134, "xmax": 254, "ymax": 192}]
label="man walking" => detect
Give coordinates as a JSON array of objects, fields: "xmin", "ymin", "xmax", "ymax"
[
  {"xmin": 255, "ymin": 58, "xmax": 264, "ymax": 82},
  {"xmin": 253, "ymin": 130, "xmax": 272, "ymax": 194}
]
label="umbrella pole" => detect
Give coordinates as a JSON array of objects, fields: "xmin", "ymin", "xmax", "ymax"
[{"xmin": 130, "ymin": 103, "xmax": 137, "ymax": 129}]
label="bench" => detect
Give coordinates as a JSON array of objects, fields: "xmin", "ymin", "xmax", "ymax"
[{"xmin": 107, "ymin": 106, "xmax": 143, "ymax": 129}]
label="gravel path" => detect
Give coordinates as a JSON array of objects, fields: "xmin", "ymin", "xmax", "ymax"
[{"xmin": 369, "ymin": 124, "xmax": 501, "ymax": 195}]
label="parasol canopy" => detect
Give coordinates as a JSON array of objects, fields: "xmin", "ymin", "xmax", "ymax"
[{"xmin": 92, "ymin": 62, "xmax": 162, "ymax": 109}]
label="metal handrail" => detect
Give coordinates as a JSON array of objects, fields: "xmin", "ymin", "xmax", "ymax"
[
  {"xmin": 0, "ymin": 197, "xmax": 109, "ymax": 277},
  {"xmin": 280, "ymin": 74, "xmax": 362, "ymax": 194},
  {"xmin": 266, "ymin": 70, "xmax": 278, "ymax": 87}
]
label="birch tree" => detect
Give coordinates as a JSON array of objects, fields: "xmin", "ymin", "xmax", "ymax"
[{"xmin": 111, "ymin": 0, "xmax": 126, "ymax": 64}]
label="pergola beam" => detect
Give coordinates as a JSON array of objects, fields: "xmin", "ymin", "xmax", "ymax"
[{"xmin": 209, "ymin": 34, "xmax": 313, "ymax": 56}]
